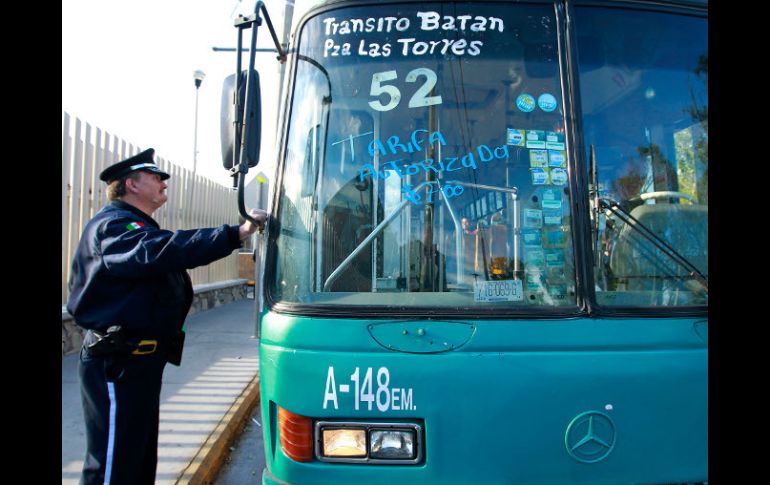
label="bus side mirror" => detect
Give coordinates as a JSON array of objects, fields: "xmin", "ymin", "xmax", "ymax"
[{"xmin": 220, "ymin": 70, "xmax": 262, "ymax": 169}]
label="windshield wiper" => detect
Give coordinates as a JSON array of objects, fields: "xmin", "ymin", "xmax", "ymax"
[{"xmin": 600, "ymin": 198, "xmax": 708, "ymax": 293}]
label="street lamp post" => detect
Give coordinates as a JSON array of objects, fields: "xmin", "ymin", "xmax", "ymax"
[
  {"xmin": 189, "ymin": 70, "xmax": 206, "ymax": 215},
  {"xmin": 192, "ymin": 69, "xmax": 206, "ymax": 175}
]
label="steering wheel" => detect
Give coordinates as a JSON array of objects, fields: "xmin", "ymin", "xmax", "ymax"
[{"xmin": 630, "ymin": 191, "xmax": 697, "ymax": 204}]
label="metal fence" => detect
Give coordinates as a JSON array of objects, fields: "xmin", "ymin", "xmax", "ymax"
[{"xmin": 62, "ymin": 111, "xmax": 241, "ymax": 305}]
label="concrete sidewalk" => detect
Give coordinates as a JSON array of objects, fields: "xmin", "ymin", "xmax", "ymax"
[{"xmin": 62, "ymin": 298, "xmax": 262, "ymax": 484}]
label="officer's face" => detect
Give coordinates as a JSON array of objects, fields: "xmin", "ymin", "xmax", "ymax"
[{"xmin": 133, "ymin": 171, "xmax": 168, "ymax": 210}]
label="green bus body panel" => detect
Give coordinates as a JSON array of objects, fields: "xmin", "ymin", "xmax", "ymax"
[{"xmin": 259, "ymin": 312, "xmax": 707, "ymax": 484}]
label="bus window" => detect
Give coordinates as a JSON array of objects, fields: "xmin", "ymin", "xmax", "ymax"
[
  {"xmin": 575, "ymin": 7, "xmax": 708, "ymax": 307},
  {"xmin": 271, "ymin": 2, "xmax": 577, "ymax": 310}
]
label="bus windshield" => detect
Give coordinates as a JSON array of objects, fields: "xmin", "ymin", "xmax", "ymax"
[
  {"xmin": 269, "ymin": 0, "xmax": 707, "ymax": 311},
  {"xmin": 271, "ymin": 1, "xmax": 574, "ymax": 310}
]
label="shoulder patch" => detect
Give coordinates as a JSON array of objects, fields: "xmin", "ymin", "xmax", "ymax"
[{"xmin": 126, "ymin": 222, "xmax": 145, "ymax": 231}]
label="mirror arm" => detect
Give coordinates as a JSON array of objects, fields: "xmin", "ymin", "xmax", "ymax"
[
  {"xmin": 258, "ymin": 2, "xmax": 287, "ymax": 63},
  {"xmin": 236, "ymin": 162, "xmax": 261, "ymax": 226}
]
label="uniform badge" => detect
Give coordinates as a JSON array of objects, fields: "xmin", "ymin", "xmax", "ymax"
[{"xmin": 126, "ymin": 222, "xmax": 145, "ymax": 231}]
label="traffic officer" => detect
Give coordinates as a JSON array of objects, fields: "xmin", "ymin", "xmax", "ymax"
[{"xmin": 66, "ymin": 148, "xmax": 266, "ymax": 485}]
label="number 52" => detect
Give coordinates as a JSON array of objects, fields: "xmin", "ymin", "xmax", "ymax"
[{"xmin": 368, "ymin": 67, "xmax": 443, "ymax": 112}]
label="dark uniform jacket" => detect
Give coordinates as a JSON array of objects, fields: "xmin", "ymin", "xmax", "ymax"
[{"xmin": 67, "ymin": 200, "xmax": 242, "ymax": 340}]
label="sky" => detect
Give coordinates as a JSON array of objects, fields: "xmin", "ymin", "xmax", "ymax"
[{"xmin": 62, "ymin": 0, "xmax": 282, "ymax": 188}]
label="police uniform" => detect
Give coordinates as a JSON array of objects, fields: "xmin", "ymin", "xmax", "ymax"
[{"xmin": 67, "ymin": 149, "xmax": 246, "ymax": 485}]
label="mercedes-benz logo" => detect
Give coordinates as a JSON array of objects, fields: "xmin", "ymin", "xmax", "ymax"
[{"xmin": 564, "ymin": 411, "xmax": 616, "ymax": 463}]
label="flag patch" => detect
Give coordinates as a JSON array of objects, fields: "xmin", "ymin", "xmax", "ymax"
[{"xmin": 126, "ymin": 222, "xmax": 145, "ymax": 231}]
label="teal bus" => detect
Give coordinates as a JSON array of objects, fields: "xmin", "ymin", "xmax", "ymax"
[{"xmin": 219, "ymin": 0, "xmax": 708, "ymax": 483}]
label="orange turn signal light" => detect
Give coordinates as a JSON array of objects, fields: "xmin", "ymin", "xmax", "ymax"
[{"xmin": 278, "ymin": 406, "xmax": 313, "ymax": 462}]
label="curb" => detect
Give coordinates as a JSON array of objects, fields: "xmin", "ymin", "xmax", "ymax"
[{"xmin": 176, "ymin": 373, "xmax": 262, "ymax": 484}]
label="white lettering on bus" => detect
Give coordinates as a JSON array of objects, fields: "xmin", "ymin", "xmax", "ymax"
[
  {"xmin": 322, "ymin": 366, "xmax": 417, "ymax": 412},
  {"xmin": 397, "ymin": 38, "xmax": 483, "ymax": 57},
  {"xmin": 325, "ymin": 13, "xmax": 503, "ymax": 35},
  {"xmin": 401, "ymin": 388, "xmax": 413, "ymax": 410},
  {"xmin": 324, "ymin": 16, "xmax": 412, "ymax": 35},
  {"xmin": 416, "ymin": 11, "xmax": 504, "ymax": 32},
  {"xmin": 321, "ymin": 12, "xmax": 503, "ymax": 59},
  {"xmin": 323, "ymin": 366, "xmax": 338, "ymax": 410}
]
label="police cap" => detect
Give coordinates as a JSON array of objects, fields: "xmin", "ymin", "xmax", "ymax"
[{"xmin": 99, "ymin": 148, "xmax": 170, "ymax": 183}]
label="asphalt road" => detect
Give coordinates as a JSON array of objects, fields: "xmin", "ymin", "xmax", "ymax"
[{"xmin": 214, "ymin": 404, "xmax": 266, "ymax": 484}]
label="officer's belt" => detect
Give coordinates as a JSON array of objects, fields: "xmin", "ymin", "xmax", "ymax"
[{"xmin": 87, "ymin": 328, "xmax": 168, "ymax": 357}]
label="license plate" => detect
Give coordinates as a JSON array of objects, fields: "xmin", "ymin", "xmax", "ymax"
[{"xmin": 474, "ymin": 280, "xmax": 524, "ymax": 302}]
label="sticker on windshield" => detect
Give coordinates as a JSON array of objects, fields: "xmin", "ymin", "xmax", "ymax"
[
  {"xmin": 541, "ymin": 188, "xmax": 562, "ymax": 209},
  {"xmin": 506, "ymin": 128, "xmax": 526, "ymax": 146},
  {"xmin": 523, "ymin": 208, "xmax": 543, "ymax": 228},
  {"xmin": 516, "ymin": 93, "xmax": 536, "ymax": 112},
  {"xmin": 521, "ymin": 228, "xmax": 542, "ymax": 246},
  {"xmin": 474, "ymin": 279, "xmax": 524, "ymax": 302},
  {"xmin": 546, "ymin": 131, "xmax": 565, "ymax": 150},
  {"xmin": 544, "ymin": 229, "xmax": 565, "ymax": 247},
  {"xmin": 550, "ymin": 168, "xmax": 568, "ymax": 186},
  {"xmin": 543, "ymin": 209, "xmax": 562, "ymax": 226},
  {"xmin": 526, "ymin": 130, "xmax": 546, "ymax": 149},
  {"xmin": 529, "ymin": 149, "xmax": 548, "ymax": 168},
  {"xmin": 538, "ymin": 93, "xmax": 558, "ymax": 112},
  {"xmin": 548, "ymin": 150, "xmax": 566, "ymax": 168},
  {"xmin": 545, "ymin": 249, "xmax": 565, "ymax": 268},
  {"xmin": 531, "ymin": 167, "xmax": 549, "ymax": 185}
]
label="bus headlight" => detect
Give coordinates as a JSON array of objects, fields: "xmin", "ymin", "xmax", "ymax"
[
  {"xmin": 370, "ymin": 429, "xmax": 415, "ymax": 459},
  {"xmin": 316, "ymin": 421, "xmax": 423, "ymax": 464},
  {"xmin": 321, "ymin": 428, "xmax": 367, "ymax": 457}
]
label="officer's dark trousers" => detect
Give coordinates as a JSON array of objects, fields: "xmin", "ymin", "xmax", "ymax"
[{"xmin": 78, "ymin": 345, "xmax": 167, "ymax": 485}]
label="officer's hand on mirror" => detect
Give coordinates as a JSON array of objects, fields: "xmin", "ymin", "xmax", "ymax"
[{"xmin": 239, "ymin": 209, "xmax": 268, "ymax": 240}]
